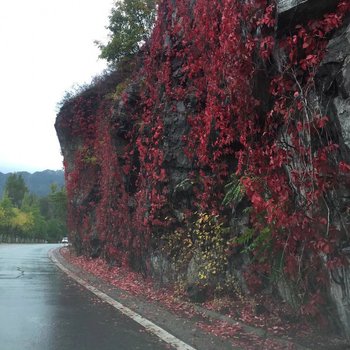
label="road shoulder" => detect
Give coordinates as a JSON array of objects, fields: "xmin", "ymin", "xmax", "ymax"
[{"xmin": 50, "ymin": 247, "xmax": 310, "ymax": 350}]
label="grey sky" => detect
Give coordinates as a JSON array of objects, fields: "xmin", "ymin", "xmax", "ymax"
[{"xmin": 0, "ymin": 0, "xmax": 114, "ymax": 173}]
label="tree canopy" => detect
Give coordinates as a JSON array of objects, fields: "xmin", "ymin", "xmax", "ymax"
[
  {"xmin": 0, "ymin": 182, "xmax": 67, "ymax": 243},
  {"xmin": 4, "ymin": 173, "xmax": 28, "ymax": 208},
  {"xmin": 97, "ymin": 0, "xmax": 156, "ymax": 64}
]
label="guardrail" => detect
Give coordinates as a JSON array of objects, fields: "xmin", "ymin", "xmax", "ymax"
[{"xmin": 0, "ymin": 234, "xmax": 46, "ymax": 244}]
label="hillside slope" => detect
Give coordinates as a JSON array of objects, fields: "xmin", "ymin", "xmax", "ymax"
[{"xmin": 0, "ymin": 170, "xmax": 65, "ymax": 197}]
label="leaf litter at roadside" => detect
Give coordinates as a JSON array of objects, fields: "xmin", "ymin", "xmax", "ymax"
[{"xmin": 60, "ymin": 247, "xmax": 348, "ymax": 349}]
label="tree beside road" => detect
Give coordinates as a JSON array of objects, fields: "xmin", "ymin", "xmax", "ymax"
[{"xmin": 0, "ymin": 174, "xmax": 67, "ymax": 242}]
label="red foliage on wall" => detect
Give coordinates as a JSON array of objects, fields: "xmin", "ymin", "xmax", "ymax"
[{"xmin": 56, "ymin": 0, "xmax": 350, "ymax": 316}]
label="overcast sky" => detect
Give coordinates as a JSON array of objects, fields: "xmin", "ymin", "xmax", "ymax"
[{"xmin": 0, "ymin": 0, "xmax": 114, "ymax": 173}]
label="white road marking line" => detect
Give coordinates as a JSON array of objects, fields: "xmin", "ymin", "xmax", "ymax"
[{"xmin": 50, "ymin": 251, "xmax": 197, "ymax": 350}]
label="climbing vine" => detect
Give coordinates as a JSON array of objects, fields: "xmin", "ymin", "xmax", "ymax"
[{"xmin": 57, "ymin": 0, "xmax": 350, "ymax": 320}]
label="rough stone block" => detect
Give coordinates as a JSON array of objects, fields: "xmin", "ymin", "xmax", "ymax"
[
  {"xmin": 277, "ymin": 0, "xmax": 340, "ymax": 31},
  {"xmin": 277, "ymin": 0, "xmax": 308, "ymax": 14}
]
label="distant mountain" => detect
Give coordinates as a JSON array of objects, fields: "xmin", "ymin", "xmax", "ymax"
[{"xmin": 0, "ymin": 170, "xmax": 65, "ymax": 197}]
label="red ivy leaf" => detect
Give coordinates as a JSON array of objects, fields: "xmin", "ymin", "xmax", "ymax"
[{"xmin": 339, "ymin": 161, "xmax": 350, "ymax": 173}]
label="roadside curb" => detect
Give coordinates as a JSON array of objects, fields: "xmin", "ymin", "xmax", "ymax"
[
  {"xmin": 49, "ymin": 248, "xmax": 237, "ymax": 350},
  {"xmin": 192, "ymin": 306, "xmax": 310, "ymax": 350},
  {"xmin": 49, "ymin": 248, "xmax": 196, "ymax": 350},
  {"xmin": 49, "ymin": 247, "xmax": 311, "ymax": 350}
]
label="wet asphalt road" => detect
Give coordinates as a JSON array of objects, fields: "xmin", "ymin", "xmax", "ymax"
[{"xmin": 0, "ymin": 244, "xmax": 169, "ymax": 350}]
